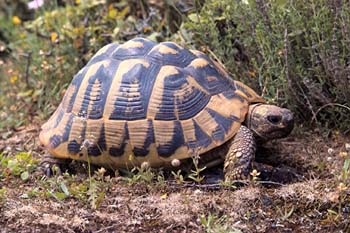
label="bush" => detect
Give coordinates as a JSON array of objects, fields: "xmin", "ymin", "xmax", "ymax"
[
  {"xmin": 183, "ymin": 0, "xmax": 350, "ymax": 133},
  {"xmin": 0, "ymin": 0, "xmax": 169, "ymax": 131}
]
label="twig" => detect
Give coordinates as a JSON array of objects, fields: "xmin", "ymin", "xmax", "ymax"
[
  {"xmin": 19, "ymin": 52, "xmax": 32, "ymax": 88},
  {"xmin": 205, "ymin": 47, "xmax": 234, "ymax": 78},
  {"xmin": 256, "ymin": 181, "xmax": 286, "ymax": 186},
  {"xmin": 311, "ymin": 103, "xmax": 350, "ymax": 123},
  {"xmin": 284, "ymin": 29, "xmax": 292, "ymax": 90},
  {"xmin": 172, "ymin": 182, "xmax": 223, "ymax": 189},
  {"xmin": 94, "ymin": 224, "xmax": 118, "ymax": 233},
  {"xmin": 24, "ymin": 28, "xmax": 50, "ymax": 39},
  {"xmin": 206, "ymin": 47, "xmax": 226, "ymax": 69},
  {"xmin": 255, "ymin": 0, "xmax": 272, "ymax": 33},
  {"xmin": 166, "ymin": 179, "xmax": 249, "ymax": 190},
  {"xmin": 284, "ymin": 28, "xmax": 317, "ymax": 120}
]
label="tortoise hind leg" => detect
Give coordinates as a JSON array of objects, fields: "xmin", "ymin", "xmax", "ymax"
[
  {"xmin": 40, "ymin": 154, "xmax": 72, "ymax": 176},
  {"xmin": 223, "ymin": 125, "xmax": 256, "ymax": 182}
]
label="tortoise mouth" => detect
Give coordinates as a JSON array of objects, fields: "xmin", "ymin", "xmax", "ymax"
[{"xmin": 266, "ymin": 123, "xmax": 294, "ymax": 139}]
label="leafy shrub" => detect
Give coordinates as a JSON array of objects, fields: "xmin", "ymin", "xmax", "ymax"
[
  {"xmin": 0, "ymin": 0, "xmax": 168, "ymax": 131},
  {"xmin": 183, "ymin": 0, "xmax": 350, "ymax": 133}
]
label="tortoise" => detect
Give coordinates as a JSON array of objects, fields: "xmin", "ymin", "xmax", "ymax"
[{"xmin": 39, "ymin": 37, "xmax": 294, "ymax": 181}]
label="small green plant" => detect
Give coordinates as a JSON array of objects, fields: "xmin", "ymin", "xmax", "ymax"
[
  {"xmin": 171, "ymin": 169, "xmax": 184, "ymax": 184},
  {"xmin": 155, "ymin": 170, "xmax": 166, "ymax": 188},
  {"xmin": 0, "ymin": 152, "xmax": 38, "ymax": 180},
  {"xmin": 200, "ymin": 213, "xmax": 242, "ymax": 233},
  {"xmin": 277, "ymin": 205, "xmax": 295, "ymax": 221},
  {"xmin": 219, "ymin": 179, "xmax": 237, "ymax": 189},
  {"xmin": 87, "ymin": 167, "xmax": 109, "ymax": 209},
  {"xmin": 38, "ymin": 166, "xmax": 110, "ymax": 209},
  {"xmin": 339, "ymin": 158, "xmax": 349, "ymax": 184},
  {"xmin": 20, "ymin": 187, "xmax": 41, "ymax": 199},
  {"xmin": 188, "ymin": 165, "xmax": 206, "ymax": 183},
  {"xmin": 124, "ymin": 166, "xmax": 156, "ymax": 185},
  {"xmin": 40, "ymin": 172, "xmax": 72, "ymax": 201},
  {"xmin": 0, "ymin": 187, "xmax": 6, "ymax": 205},
  {"xmin": 86, "ymin": 176, "xmax": 105, "ymax": 209},
  {"xmin": 188, "ymin": 154, "xmax": 206, "ymax": 183},
  {"xmin": 336, "ymin": 153, "xmax": 350, "ymax": 215}
]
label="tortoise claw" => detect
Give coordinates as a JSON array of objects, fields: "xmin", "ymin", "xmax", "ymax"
[
  {"xmin": 39, "ymin": 154, "xmax": 71, "ymax": 177},
  {"xmin": 41, "ymin": 163, "xmax": 62, "ymax": 177}
]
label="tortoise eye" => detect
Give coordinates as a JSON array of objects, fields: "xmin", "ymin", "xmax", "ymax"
[{"xmin": 267, "ymin": 115, "xmax": 282, "ymax": 124}]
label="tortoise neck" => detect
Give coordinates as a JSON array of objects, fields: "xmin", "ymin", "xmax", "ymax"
[{"xmin": 244, "ymin": 103, "xmax": 266, "ymax": 140}]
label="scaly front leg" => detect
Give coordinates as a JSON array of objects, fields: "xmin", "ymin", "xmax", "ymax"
[{"xmin": 223, "ymin": 125, "xmax": 256, "ymax": 182}]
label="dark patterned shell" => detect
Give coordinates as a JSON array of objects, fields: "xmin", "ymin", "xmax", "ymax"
[{"xmin": 39, "ymin": 38, "xmax": 264, "ymax": 168}]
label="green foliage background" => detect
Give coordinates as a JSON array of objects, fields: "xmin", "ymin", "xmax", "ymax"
[
  {"xmin": 0, "ymin": 0, "xmax": 349, "ymax": 134},
  {"xmin": 184, "ymin": 0, "xmax": 350, "ymax": 133}
]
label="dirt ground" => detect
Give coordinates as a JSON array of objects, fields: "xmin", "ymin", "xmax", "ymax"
[{"xmin": 0, "ymin": 125, "xmax": 349, "ymax": 232}]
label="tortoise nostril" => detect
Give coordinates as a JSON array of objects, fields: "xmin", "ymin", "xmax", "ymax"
[{"xmin": 267, "ymin": 115, "xmax": 282, "ymax": 124}]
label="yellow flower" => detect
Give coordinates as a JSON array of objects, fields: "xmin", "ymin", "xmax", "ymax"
[
  {"xmin": 143, "ymin": 25, "xmax": 152, "ymax": 33},
  {"xmin": 248, "ymin": 70, "xmax": 256, "ymax": 78},
  {"xmin": 277, "ymin": 49, "xmax": 285, "ymax": 56},
  {"xmin": 108, "ymin": 4, "xmax": 117, "ymax": 19},
  {"xmin": 19, "ymin": 32, "xmax": 27, "ymax": 39},
  {"xmin": 337, "ymin": 182, "xmax": 347, "ymax": 192},
  {"xmin": 75, "ymin": 0, "xmax": 81, "ymax": 4},
  {"xmin": 10, "ymin": 75, "xmax": 18, "ymax": 84},
  {"xmin": 10, "ymin": 105, "xmax": 17, "ymax": 111},
  {"xmin": 250, "ymin": 169, "xmax": 261, "ymax": 177},
  {"xmin": 97, "ymin": 167, "xmax": 106, "ymax": 175},
  {"xmin": 339, "ymin": 151, "xmax": 348, "ymax": 158},
  {"xmin": 73, "ymin": 27, "xmax": 82, "ymax": 35},
  {"xmin": 12, "ymin": 16, "xmax": 21, "ymax": 25},
  {"xmin": 118, "ymin": 6, "xmax": 129, "ymax": 19},
  {"xmin": 50, "ymin": 32, "xmax": 59, "ymax": 43}
]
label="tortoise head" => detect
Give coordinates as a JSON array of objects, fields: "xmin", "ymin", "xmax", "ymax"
[{"xmin": 245, "ymin": 104, "xmax": 294, "ymax": 141}]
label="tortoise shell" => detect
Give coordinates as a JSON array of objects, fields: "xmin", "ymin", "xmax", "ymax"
[{"xmin": 39, "ymin": 38, "xmax": 265, "ymax": 168}]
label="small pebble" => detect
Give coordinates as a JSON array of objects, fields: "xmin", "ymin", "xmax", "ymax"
[
  {"xmin": 345, "ymin": 143, "xmax": 350, "ymax": 151},
  {"xmin": 171, "ymin": 159, "xmax": 181, "ymax": 167},
  {"xmin": 97, "ymin": 167, "xmax": 106, "ymax": 175},
  {"xmin": 337, "ymin": 182, "xmax": 346, "ymax": 192},
  {"xmin": 339, "ymin": 151, "xmax": 348, "ymax": 158},
  {"xmin": 194, "ymin": 189, "xmax": 202, "ymax": 195},
  {"xmin": 342, "ymin": 206, "xmax": 350, "ymax": 214},
  {"xmin": 327, "ymin": 148, "xmax": 334, "ymax": 155}
]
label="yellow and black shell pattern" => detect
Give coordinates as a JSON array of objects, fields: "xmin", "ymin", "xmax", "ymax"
[{"xmin": 39, "ymin": 37, "xmax": 265, "ymax": 168}]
